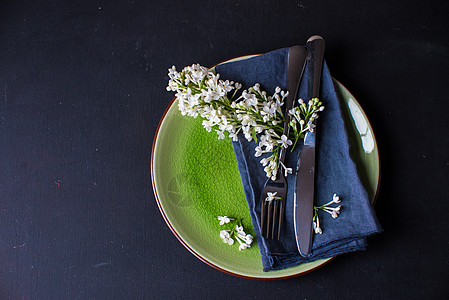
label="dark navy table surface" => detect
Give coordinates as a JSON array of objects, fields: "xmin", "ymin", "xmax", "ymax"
[{"xmin": 1, "ymin": 1, "xmax": 448, "ymax": 298}]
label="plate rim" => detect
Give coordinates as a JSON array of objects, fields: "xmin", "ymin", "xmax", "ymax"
[{"xmin": 151, "ymin": 55, "xmax": 380, "ymax": 280}]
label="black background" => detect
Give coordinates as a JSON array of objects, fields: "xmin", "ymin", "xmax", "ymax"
[{"xmin": 1, "ymin": 0, "xmax": 449, "ymax": 299}]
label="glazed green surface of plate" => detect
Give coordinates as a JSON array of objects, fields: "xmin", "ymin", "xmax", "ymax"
[{"xmin": 151, "ymin": 56, "xmax": 379, "ymax": 279}]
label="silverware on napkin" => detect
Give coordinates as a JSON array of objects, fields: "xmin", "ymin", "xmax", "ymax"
[{"xmin": 294, "ymin": 35, "xmax": 325, "ymax": 257}]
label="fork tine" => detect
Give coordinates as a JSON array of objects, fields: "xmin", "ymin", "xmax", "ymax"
[
  {"xmin": 266, "ymin": 200, "xmax": 273, "ymax": 238},
  {"xmin": 277, "ymin": 197, "xmax": 285, "ymax": 240},
  {"xmin": 272, "ymin": 198, "xmax": 279, "ymax": 239},
  {"xmin": 260, "ymin": 196, "xmax": 266, "ymax": 237},
  {"xmin": 260, "ymin": 178, "xmax": 287, "ymax": 239}
]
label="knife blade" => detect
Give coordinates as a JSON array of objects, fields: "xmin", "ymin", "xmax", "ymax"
[{"xmin": 294, "ymin": 35, "xmax": 325, "ymax": 257}]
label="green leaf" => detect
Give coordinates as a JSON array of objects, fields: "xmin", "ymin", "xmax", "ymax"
[{"xmin": 252, "ymin": 127, "xmax": 257, "ymax": 143}]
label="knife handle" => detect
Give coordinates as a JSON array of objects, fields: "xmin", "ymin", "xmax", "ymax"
[
  {"xmin": 306, "ymin": 35, "xmax": 325, "ymax": 99},
  {"xmin": 278, "ymin": 45, "xmax": 307, "ymax": 164}
]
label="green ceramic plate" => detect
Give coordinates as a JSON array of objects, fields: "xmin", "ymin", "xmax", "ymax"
[{"xmin": 151, "ymin": 55, "xmax": 380, "ymax": 279}]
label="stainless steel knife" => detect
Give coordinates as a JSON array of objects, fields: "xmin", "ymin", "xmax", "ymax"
[{"xmin": 294, "ymin": 35, "xmax": 325, "ymax": 257}]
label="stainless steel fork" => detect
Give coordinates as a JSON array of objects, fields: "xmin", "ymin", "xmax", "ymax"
[{"xmin": 260, "ymin": 45, "xmax": 307, "ymax": 240}]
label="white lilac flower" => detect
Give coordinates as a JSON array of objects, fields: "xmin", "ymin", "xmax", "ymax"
[
  {"xmin": 327, "ymin": 210, "xmax": 338, "ymax": 219},
  {"xmin": 228, "ymin": 131, "xmax": 239, "ymax": 141},
  {"xmin": 242, "ymin": 90, "xmax": 258, "ymax": 107},
  {"xmin": 289, "ymin": 119, "xmax": 297, "ymax": 129},
  {"xmin": 262, "ymin": 103, "xmax": 274, "ymax": 116},
  {"xmin": 322, "ymin": 194, "xmax": 342, "ymax": 207},
  {"xmin": 201, "ymin": 89, "xmax": 213, "ymax": 103},
  {"xmin": 220, "ymin": 230, "xmax": 230, "ymax": 239},
  {"xmin": 314, "ymin": 213, "xmax": 323, "ymax": 234},
  {"xmin": 278, "ymin": 134, "xmax": 293, "ymax": 148},
  {"xmin": 187, "ymin": 94, "xmax": 200, "ymax": 108},
  {"xmin": 218, "ymin": 216, "xmax": 231, "ymax": 225},
  {"xmin": 168, "ymin": 65, "xmax": 177, "ymax": 78},
  {"xmin": 272, "ymin": 99, "xmax": 283, "ymax": 114},
  {"xmin": 191, "ymin": 69, "xmax": 208, "ymax": 82},
  {"xmin": 263, "ymin": 159, "xmax": 278, "ymax": 180},
  {"xmin": 216, "ymin": 130, "xmax": 225, "ymax": 140},
  {"xmin": 237, "ymin": 233, "xmax": 246, "ymax": 241},
  {"xmin": 223, "ymin": 236, "xmax": 234, "ymax": 245},
  {"xmin": 266, "ymin": 192, "xmax": 280, "ymax": 202},
  {"xmin": 254, "ymin": 146, "xmax": 264, "ymax": 157},
  {"xmin": 260, "ymin": 157, "xmax": 270, "ymax": 166},
  {"xmin": 243, "ymin": 234, "xmax": 253, "ymax": 244},
  {"xmin": 220, "ymin": 229, "xmax": 234, "ymax": 245},
  {"xmin": 218, "ymin": 123, "xmax": 233, "ymax": 133},
  {"xmin": 235, "ymin": 236, "xmax": 251, "ymax": 251},
  {"xmin": 333, "ymin": 205, "xmax": 342, "ymax": 215},
  {"xmin": 324, "ymin": 205, "xmax": 341, "ymax": 218},
  {"xmin": 209, "ymin": 113, "xmax": 220, "ymax": 125},
  {"xmin": 279, "ymin": 161, "xmax": 293, "ymax": 177},
  {"xmin": 254, "ymin": 125, "xmax": 264, "ymax": 134},
  {"xmin": 241, "ymin": 114, "xmax": 256, "ymax": 127},
  {"xmin": 332, "ymin": 193, "xmax": 341, "ymax": 203},
  {"xmin": 284, "ymin": 166, "xmax": 293, "ymax": 177},
  {"xmin": 290, "ymin": 108, "xmax": 302, "ymax": 122},
  {"xmin": 313, "ymin": 221, "xmax": 323, "ymax": 234},
  {"xmin": 260, "ymin": 134, "xmax": 275, "ymax": 152},
  {"xmin": 220, "ymin": 80, "xmax": 234, "ymax": 92},
  {"xmin": 306, "ymin": 122, "xmax": 316, "ymax": 132},
  {"xmin": 202, "ymin": 120, "xmax": 213, "ymax": 132},
  {"xmin": 334, "ymin": 205, "xmax": 342, "ymax": 213},
  {"xmin": 238, "ymin": 243, "xmax": 249, "ymax": 251},
  {"xmin": 243, "ymin": 131, "xmax": 253, "ymax": 142},
  {"xmin": 264, "ymin": 142, "xmax": 274, "ymax": 152},
  {"xmin": 235, "ymin": 225, "xmax": 244, "ymax": 234}
]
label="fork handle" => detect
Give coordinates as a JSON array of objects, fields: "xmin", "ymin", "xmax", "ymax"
[{"xmin": 278, "ymin": 45, "xmax": 307, "ymax": 164}]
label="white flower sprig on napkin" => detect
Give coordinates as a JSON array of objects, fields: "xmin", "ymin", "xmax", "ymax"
[
  {"xmin": 217, "ymin": 216, "xmax": 254, "ymax": 251},
  {"xmin": 166, "ymin": 64, "xmax": 324, "ymax": 180},
  {"xmin": 313, "ymin": 194, "xmax": 342, "ymax": 234}
]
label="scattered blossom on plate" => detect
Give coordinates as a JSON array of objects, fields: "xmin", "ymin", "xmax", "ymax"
[{"xmin": 217, "ymin": 216, "xmax": 253, "ymax": 251}]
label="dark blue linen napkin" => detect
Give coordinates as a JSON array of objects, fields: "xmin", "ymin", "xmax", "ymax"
[{"xmin": 216, "ymin": 47, "xmax": 382, "ymax": 272}]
